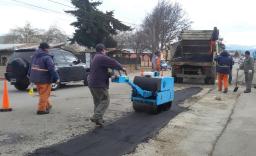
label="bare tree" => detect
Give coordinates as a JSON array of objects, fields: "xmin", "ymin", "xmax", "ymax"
[
  {"xmin": 115, "ymin": 30, "xmax": 148, "ymax": 52},
  {"xmin": 142, "ymin": 0, "xmax": 191, "ymax": 52},
  {"xmin": 4, "ymin": 23, "xmax": 42, "ymax": 43},
  {"xmin": 3, "ymin": 23, "xmax": 68, "ymax": 44},
  {"xmin": 114, "ymin": 32, "xmax": 134, "ymax": 49},
  {"xmin": 42, "ymin": 26, "xmax": 68, "ymax": 43}
]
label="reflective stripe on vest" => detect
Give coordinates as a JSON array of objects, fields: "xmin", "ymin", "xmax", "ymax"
[
  {"xmin": 31, "ymin": 67, "xmax": 48, "ymax": 72},
  {"xmin": 217, "ymin": 63, "xmax": 230, "ymax": 68}
]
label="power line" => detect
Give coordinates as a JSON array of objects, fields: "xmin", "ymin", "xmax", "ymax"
[
  {"xmin": 46, "ymin": 0, "xmax": 74, "ymax": 9},
  {"xmin": 8, "ymin": 0, "xmax": 139, "ymax": 27},
  {"xmin": 10, "ymin": 0, "xmax": 63, "ymax": 14}
]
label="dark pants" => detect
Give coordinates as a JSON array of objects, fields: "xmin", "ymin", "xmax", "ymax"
[
  {"xmin": 89, "ymin": 87, "xmax": 110, "ymax": 120},
  {"xmin": 245, "ymin": 72, "xmax": 254, "ymax": 91},
  {"xmin": 229, "ymin": 70, "xmax": 232, "ymax": 84}
]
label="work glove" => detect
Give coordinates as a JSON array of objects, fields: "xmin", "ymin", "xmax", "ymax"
[
  {"xmin": 122, "ymin": 68, "xmax": 127, "ymax": 75},
  {"xmin": 248, "ymin": 70, "xmax": 253, "ymax": 74}
]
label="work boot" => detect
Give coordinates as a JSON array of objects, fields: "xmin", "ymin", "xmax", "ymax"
[
  {"xmin": 244, "ymin": 90, "xmax": 251, "ymax": 93},
  {"xmin": 95, "ymin": 119, "xmax": 104, "ymax": 127},
  {"xmin": 90, "ymin": 117, "xmax": 97, "ymax": 123},
  {"xmin": 90, "ymin": 117, "xmax": 104, "ymax": 127},
  {"xmin": 37, "ymin": 110, "xmax": 49, "ymax": 115},
  {"xmin": 223, "ymin": 89, "xmax": 228, "ymax": 93}
]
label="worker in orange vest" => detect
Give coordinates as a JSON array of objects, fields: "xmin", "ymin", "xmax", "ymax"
[{"xmin": 152, "ymin": 51, "xmax": 161, "ymax": 72}]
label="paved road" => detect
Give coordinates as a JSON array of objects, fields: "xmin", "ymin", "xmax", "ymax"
[
  {"xmin": 0, "ymin": 81, "xmax": 133, "ymax": 156},
  {"xmin": 0, "ymin": 74, "xmax": 206, "ymax": 156},
  {"xmin": 213, "ymin": 88, "xmax": 256, "ymax": 156},
  {"xmin": 29, "ymin": 87, "xmax": 202, "ymax": 156}
]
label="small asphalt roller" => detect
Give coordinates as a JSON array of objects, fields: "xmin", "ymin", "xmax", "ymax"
[{"xmin": 112, "ymin": 71, "xmax": 174, "ymax": 113}]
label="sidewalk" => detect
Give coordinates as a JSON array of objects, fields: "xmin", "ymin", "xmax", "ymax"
[
  {"xmin": 213, "ymin": 88, "xmax": 256, "ymax": 156},
  {"xmin": 127, "ymin": 86, "xmax": 240, "ymax": 156}
]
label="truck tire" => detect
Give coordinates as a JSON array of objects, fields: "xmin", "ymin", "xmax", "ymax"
[
  {"xmin": 10, "ymin": 58, "xmax": 29, "ymax": 78},
  {"xmin": 204, "ymin": 77, "xmax": 215, "ymax": 84},
  {"xmin": 176, "ymin": 77, "xmax": 183, "ymax": 83}
]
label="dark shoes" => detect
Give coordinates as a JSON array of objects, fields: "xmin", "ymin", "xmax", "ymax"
[
  {"xmin": 37, "ymin": 110, "xmax": 49, "ymax": 115},
  {"xmin": 37, "ymin": 105, "xmax": 52, "ymax": 115},
  {"xmin": 244, "ymin": 90, "xmax": 251, "ymax": 93},
  {"xmin": 223, "ymin": 89, "xmax": 228, "ymax": 93},
  {"xmin": 90, "ymin": 117, "xmax": 104, "ymax": 127}
]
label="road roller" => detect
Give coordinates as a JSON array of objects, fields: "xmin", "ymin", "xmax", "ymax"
[{"xmin": 112, "ymin": 71, "xmax": 174, "ymax": 113}]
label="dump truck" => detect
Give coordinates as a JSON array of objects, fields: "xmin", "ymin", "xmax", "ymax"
[{"xmin": 171, "ymin": 28, "xmax": 220, "ymax": 84}]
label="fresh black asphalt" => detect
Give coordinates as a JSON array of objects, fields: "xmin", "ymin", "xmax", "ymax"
[{"xmin": 29, "ymin": 87, "xmax": 202, "ymax": 156}]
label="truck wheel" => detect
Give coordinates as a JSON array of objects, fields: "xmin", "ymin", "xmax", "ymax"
[
  {"xmin": 176, "ymin": 77, "xmax": 183, "ymax": 83},
  {"xmin": 204, "ymin": 77, "xmax": 215, "ymax": 84},
  {"xmin": 209, "ymin": 77, "xmax": 215, "ymax": 84},
  {"xmin": 14, "ymin": 82, "xmax": 29, "ymax": 91}
]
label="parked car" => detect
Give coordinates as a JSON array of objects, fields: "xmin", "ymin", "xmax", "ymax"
[
  {"xmin": 160, "ymin": 60, "xmax": 171, "ymax": 70},
  {"xmin": 5, "ymin": 48, "xmax": 90, "ymax": 91}
]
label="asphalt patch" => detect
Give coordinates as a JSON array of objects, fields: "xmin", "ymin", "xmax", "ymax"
[{"xmin": 28, "ymin": 87, "xmax": 202, "ymax": 156}]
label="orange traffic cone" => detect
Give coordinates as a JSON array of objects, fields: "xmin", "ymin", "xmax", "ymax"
[
  {"xmin": 140, "ymin": 68, "xmax": 144, "ymax": 76},
  {"xmin": 0, "ymin": 80, "xmax": 12, "ymax": 112}
]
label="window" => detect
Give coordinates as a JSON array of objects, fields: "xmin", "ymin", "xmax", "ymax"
[
  {"xmin": 62, "ymin": 51, "xmax": 78, "ymax": 63},
  {"xmin": 52, "ymin": 52, "xmax": 66, "ymax": 64}
]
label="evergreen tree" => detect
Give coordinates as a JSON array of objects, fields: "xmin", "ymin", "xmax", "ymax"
[{"xmin": 66, "ymin": 0, "xmax": 131, "ymax": 48}]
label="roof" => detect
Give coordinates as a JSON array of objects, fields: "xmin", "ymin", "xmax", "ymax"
[
  {"xmin": 0, "ymin": 43, "xmax": 65, "ymax": 52},
  {"xmin": 180, "ymin": 30, "xmax": 213, "ymax": 40},
  {"xmin": 0, "ymin": 44, "xmax": 24, "ymax": 51}
]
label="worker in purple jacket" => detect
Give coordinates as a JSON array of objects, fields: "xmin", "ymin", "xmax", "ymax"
[{"xmin": 88, "ymin": 43, "xmax": 126, "ymax": 126}]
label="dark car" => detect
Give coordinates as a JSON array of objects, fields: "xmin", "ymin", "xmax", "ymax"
[{"xmin": 5, "ymin": 48, "xmax": 90, "ymax": 91}]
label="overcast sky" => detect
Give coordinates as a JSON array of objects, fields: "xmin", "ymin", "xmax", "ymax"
[{"xmin": 0, "ymin": 0, "xmax": 255, "ymax": 46}]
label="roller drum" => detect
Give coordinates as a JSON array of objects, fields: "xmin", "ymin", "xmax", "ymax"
[{"xmin": 133, "ymin": 76, "xmax": 161, "ymax": 92}]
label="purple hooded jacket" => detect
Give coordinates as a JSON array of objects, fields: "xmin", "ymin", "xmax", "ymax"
[
  {"xmin": 29, "ymin": 49, "xmax": 59, "ymax": 84},
  {"xmin": 88, "ymin": 52, "xmax": 123, "ymax": 88}
]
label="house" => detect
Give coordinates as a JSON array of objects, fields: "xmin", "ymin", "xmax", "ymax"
[{"xmin": 0, "ymin": 44, "xmax": 24, "ymax": 66}]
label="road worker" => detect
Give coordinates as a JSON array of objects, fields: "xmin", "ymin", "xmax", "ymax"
[
  {"xmin": 215, "ymin": 50, "xmax": 233, "ymax": 93},
  {"xmin": 152, "ymin": 51, "xmax": 161, "ymax": 72},
  {"xmin": 88, "ymin": 43, "xmax": 126, "ymax": 126},
  {"xmin": 29, "ymin": 42, "xmax": 59, "ymax": 115},
  {"xmin": 240, "ymin": 51, "xmax": 254, "ymax": 93}
]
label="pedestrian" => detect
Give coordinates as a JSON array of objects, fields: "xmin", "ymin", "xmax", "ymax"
[
  {"xmin": 152, "ymin": 51, "xmax": 161, "ymax": 72},
  {"xmin": 29, "ymin": 42, "xmax": 59, "ymax": 115},
  {"xmin": 215, "ymin": 50, "xmax": 233, "ymax": 93},
  {"xmin": 210, "ymin": 27, "xmax": 219, "ymax": 54},
  {"xmin": 239, "ymin": 51, "xmax": 254, "ymax": 93},
  {"xmin": 88, "ymin": 43, "xmax": 126, "ymax": 126},
  {"xmin": 228, "ymin": 54, "xmax": 234, "ymax": 84}
]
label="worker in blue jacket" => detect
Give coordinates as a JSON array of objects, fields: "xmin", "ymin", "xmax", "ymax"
[
  {"xmin": 29, "ymin": 42, "xmax": 59, "ymax": 115},
  {"xmin": 215, "ymin": 50, "xmax": 233, "ymax": 93},
  {"xmin": 88, "ymin": 43, "xmax": 126, "ymax": 126}
]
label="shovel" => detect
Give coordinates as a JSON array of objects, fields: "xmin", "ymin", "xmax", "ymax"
[{"xmin": 233, "ymin": 69, "xmax": 239, "ymax": 92}]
